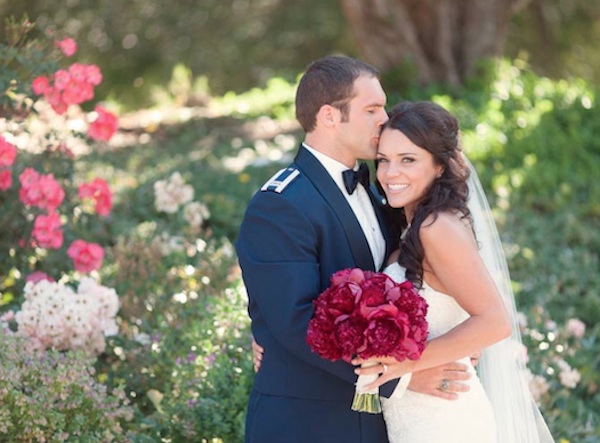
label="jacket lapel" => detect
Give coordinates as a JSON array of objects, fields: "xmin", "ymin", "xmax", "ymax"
[{"xmin": 294, "ymin": 146, "xmax": 376, "ymax": 272}]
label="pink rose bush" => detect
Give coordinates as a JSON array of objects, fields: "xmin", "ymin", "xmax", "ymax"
[
  {"xmin": 1, "ymin": 33, "xmax": 118, "ymax": 304},
  {"xmin": 0, "ymin": 133, "xmax": 112, "ymax": 277},
  {"xmin": 32, "ymin": 62, "xmax": 104, "ymax": 116}
]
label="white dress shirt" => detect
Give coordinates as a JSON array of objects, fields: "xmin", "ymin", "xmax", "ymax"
[
  {"xmin": 303, "ymin": 144, "xmax": 385, "ymax": 271},
  {"xmin": 304, "ymin": 143, "xmax": 412, "ymax": 399}
]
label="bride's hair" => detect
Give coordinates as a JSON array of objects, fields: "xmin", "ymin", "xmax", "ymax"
[{"xmin": 378, "ymin": 101, "xmax": 472, "ymax": 288}]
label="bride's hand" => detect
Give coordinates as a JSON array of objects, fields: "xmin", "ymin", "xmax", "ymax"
[
  {"xmin": 252, "ymin": 338, "xmax": 264, "ymax": 372},
  {"xmin": 408, "ymin": 362, "xmax": 472, "ymax": 400}
]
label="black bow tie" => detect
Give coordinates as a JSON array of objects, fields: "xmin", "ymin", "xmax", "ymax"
[{"xmin": 342, "ymin": 163, "xmax": 370, "ymax": 195}]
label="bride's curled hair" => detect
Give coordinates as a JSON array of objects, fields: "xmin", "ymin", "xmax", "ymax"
[{"xmin": 379, "ymin": 101, "xmax": 472, "ymax": 288}]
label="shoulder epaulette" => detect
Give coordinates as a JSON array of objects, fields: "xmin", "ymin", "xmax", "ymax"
[{"xmin": 260, "ymin": 167, "xmax": 300, "ymax": 193}]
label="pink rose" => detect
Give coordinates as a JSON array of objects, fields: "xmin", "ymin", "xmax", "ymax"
[
  {"xmin": 78, "ymin": 178, "xmax": 113, "ymax": 216},
  {"xmin": 67, "ymin": 240, "xmax": 104, "ymax": 273},
  {"xmin": 38, "ymin": 174, "xmax": 65, "ymax": 212},
  {"xmin": 32, "ymin": 212, "xmax": 64, "ymax": 249},
  {"xmin": 0, "ymin": 169, "xmax": 11, "ymax": 191},
  {"xmin": 88, "ymin": 105, "xmax": 118, "ymax": 142},
  {"xmin": 19, "ymin": 168, "xmax": 43, "ymax": 206},
  {"xmin": 26, "ymin": 271, "xmax": 55, "ymax": 284},
  {"xmin": 31, "ymin": 75, "xmax": 50, "ymax": 95},
  {"xmin": 0, "ymin": 135, "xmax": 17, "ymax": 167},
  {"xmin": 18, "ymin": 169, "xmax": 65, "ymax": 212},
  {"xmin": 56, "ymin": 37, "xmax": 77, "ymax": 57}
]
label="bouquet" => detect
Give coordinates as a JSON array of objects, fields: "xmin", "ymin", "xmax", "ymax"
[{"xmin": 306, "ymin": 267, "xmax": 428, "ymax": 413}]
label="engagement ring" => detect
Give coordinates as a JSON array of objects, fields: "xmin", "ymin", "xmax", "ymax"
[{"xmin": 440, "ymin": 379, "xmax": 449, "ymax": 392}]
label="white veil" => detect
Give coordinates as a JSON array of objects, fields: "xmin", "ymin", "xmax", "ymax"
[{"xmin": 465, "ymin": 156, "xmax": 555, "ymax": 442}]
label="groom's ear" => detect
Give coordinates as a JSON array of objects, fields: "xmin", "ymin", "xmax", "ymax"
[{"xmin": 316, "ymin": 104, "xmax": 340, "ymax": 129}]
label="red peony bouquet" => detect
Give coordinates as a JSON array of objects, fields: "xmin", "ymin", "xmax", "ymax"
[{"xmin": 306, "ymin": 267, "xmax": 429, "ymax": 413}]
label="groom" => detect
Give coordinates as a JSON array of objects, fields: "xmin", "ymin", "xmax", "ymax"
[{"xmin": 235, "ymin": 55, "xmax": 470, "ymax": 443}]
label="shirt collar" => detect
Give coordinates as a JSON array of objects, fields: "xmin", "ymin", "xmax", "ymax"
[{"xmin": 302, "ymin": 142, "xmax": 360, "ymax": 194}]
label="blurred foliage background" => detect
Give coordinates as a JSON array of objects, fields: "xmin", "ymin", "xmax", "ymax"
[
  {"xmin": 2, "ymin": 0, "xmax": 599, "ymax": 109},
  {"xmin": 2, "ymin": 1, "xmax": 600, "ymax": 441}
]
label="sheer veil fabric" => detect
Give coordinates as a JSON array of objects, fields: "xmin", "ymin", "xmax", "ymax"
[{"xmin": 465, "ymin": 156, "xmax": 555, "ymax": 442}]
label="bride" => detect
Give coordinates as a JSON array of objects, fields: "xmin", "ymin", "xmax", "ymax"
[{"xmin": 353, "ymin": 100, "xmax": 554, "ymax": 442}]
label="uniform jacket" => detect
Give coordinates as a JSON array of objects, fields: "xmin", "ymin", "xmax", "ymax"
[{"xmin": 236, "ymin": 145, "xmax": 399, "ymax": 442}]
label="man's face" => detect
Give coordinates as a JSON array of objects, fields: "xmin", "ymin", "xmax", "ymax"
[{"xmin": 337, "ymin": 75, "xmax": 388, "ymax": 164}]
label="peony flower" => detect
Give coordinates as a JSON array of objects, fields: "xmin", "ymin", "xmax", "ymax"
[
  {"xmin": 67, "ymin": 240, "xmax": 105, "ymax": 273},
  {"xmin": 306, "ymin": 268, "xmax": 428, "ymax": 414},
  {"xmin": 88, "ymin": 105, "xmax": 118, "ymax": 141},
  {"xmin": 307, "ymin": 268, "xmax": 428, "ymax": 363}
]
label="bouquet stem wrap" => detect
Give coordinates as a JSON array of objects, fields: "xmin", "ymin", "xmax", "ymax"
[{"xmin": 351, "ymin": 360, "xmax": 382, "ymax": 414}]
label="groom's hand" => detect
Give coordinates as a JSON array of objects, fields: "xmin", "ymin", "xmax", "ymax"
[
  {"xmin": 408, "ymin": 362, "xmax": 471, "ymax": 400},
  {"xmin": 252, "ymin": 338, "xmax": 264, "ymax": 372}
]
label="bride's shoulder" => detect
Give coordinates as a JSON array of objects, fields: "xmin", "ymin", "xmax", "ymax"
[{"xmin": 420, "ymin": 212, "xmax": 473, "ymax": 246}]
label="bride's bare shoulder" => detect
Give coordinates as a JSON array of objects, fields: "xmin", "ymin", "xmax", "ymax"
[{"xmin": 419, "ymin": 212, "xmax": 473, "ymax": 246}]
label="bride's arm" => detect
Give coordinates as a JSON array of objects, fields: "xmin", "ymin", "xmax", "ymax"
[{"xmin": 355, "ymin": 213, "xmax": 511, "ymax": 387}]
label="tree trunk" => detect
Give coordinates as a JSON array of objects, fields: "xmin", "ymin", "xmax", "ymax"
[{"xmin": 340, "ymin": 0, "xmax": 532, "ymax": 86}]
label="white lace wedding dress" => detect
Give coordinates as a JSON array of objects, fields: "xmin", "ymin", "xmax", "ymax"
[{"xmin": 381, "ymin": 262, "xmax": 497, "ymax": 443}]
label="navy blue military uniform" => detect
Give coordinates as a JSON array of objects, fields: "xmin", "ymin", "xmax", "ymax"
[{"xmin": 236, "ymin": 146, "xmax": 399, "ymax": 443}]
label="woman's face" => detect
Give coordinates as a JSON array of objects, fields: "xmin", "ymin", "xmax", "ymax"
[{"xmin": 376, "ymin": 128, "xmax": 443, "ymax": 220}]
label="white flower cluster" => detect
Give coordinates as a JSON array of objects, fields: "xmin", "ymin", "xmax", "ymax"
[
  {"xmin": 15, "ymin": 277, "xmax": 120, "ymax": 356},
  {"xmin": 557, "ymin": 359, "xmax": 581, "ymax": 389},
  {"xmin": 154, "ymin": 172, "xmax": 194, "ymax": 213},
  {"xmin": 183, "ymin": 201, "xmax": 211, "ymax": 228},
  {"xmin": 527, "ymin": 370, "xmax": 550, "ymax": 403}
]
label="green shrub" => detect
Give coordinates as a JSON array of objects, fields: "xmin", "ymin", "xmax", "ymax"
[{"xmin": 0, "ymin": 330, "xmax": 133, "ymax": 442}]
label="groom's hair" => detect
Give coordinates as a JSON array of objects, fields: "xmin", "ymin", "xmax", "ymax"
[{"xmin": 295, "ymin": 55, "xmax": 379, "ymax": 132}]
